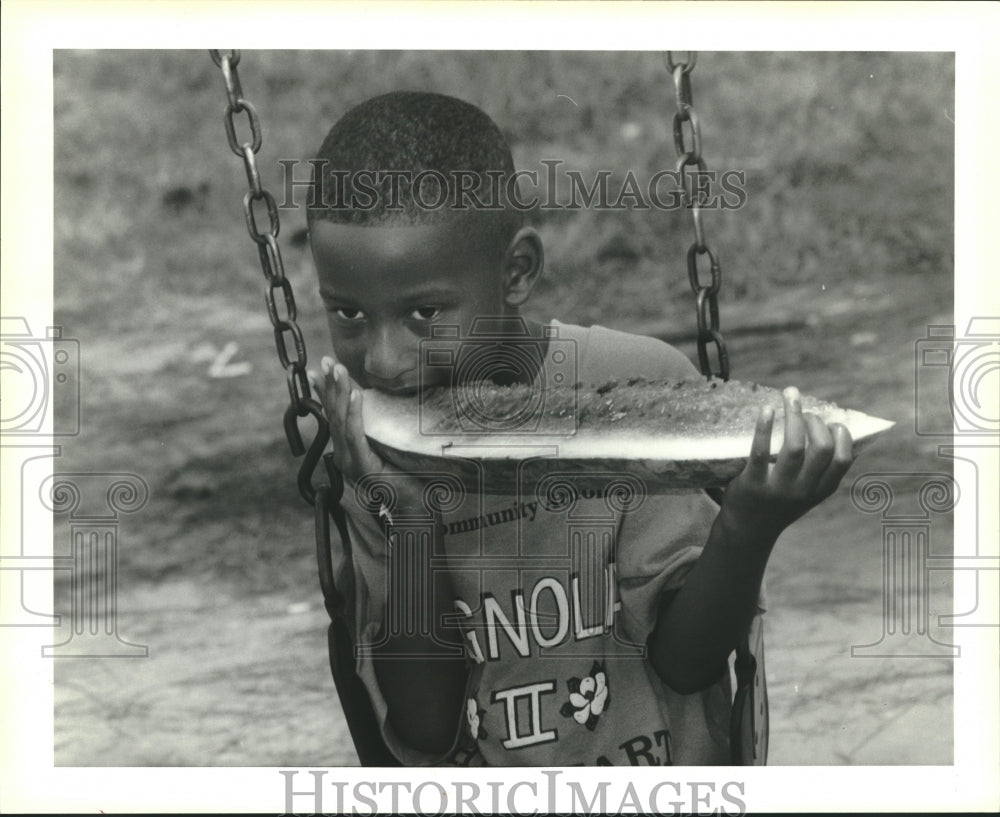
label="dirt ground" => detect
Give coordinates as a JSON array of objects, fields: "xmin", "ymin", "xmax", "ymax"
[{"xmin": 52, "ymin": 267, "xmax": 956, "ymax": 767}]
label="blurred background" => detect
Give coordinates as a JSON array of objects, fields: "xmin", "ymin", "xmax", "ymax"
[{"xmin": 52, "ymin": 50, "xmax": 955, "ymax": 765}]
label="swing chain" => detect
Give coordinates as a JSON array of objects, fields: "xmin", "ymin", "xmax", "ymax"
[
  {"xmin": 664, "ymin": 52, "xmax": 730, "ymax": 382},
  {"xmin": 210, "ymin": 50, "xmax": 329, "ymax": 505}
]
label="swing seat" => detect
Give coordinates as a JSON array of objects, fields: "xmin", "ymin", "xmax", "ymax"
[
  {"xmin": 731, "ymin": 615, "xmax": 769, "ymax": 764},
  {"xmin": 326, "ymin": 616, "xmax": 401, "ymax": 766}
]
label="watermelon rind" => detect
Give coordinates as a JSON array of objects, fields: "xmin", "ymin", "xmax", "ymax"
[{"xmin": 360, "ymin": 380, "xmax": 894, "ymax": 494}]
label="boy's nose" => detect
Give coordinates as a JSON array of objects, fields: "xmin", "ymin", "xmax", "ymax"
[{"xmin": 363, "ymin": 326, "xmax": 414, "ymax": 387}]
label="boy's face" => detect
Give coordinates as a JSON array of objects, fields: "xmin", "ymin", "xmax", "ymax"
[{"xmin": 310, "ymin": 218, "xmax": 513, "ymax": 394}]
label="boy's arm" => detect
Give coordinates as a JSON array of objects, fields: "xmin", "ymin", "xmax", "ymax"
[
  {"xmin": 647, "ymin": 387, "xmax": 854, "ymax": 694},
  {"xmin": 312, "ymin": 357, "xmax": 469, "ymax": 756},
  {"xmin": 369, "ymin": 536, "xmax": 469, "ymax": 756}
]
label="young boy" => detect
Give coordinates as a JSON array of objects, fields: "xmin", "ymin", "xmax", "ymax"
[{"xmin": 305, "ymin": 91, "xmax": 854, "ymax": 766}]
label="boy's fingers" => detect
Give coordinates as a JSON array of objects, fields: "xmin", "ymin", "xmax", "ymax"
[
  {"xmin": 321, "ymin": 357, "xmax": 342, "ymax": 427},
  {"xmin": 322, "ymin": 356, "xmax": 352, "ymax": 467},
  {"xmin": 337, "ymin": 369, "xmax": 358, "ymax": 473},
  {"xmin": 773, "ymin": 387, "xmax": 806, "ymax": 484},
  {"xmin": 311, "ymin": 368, "xmax": 335, "ymax": 415},
  {"xmin": 798, "ymin": 413, "xmax": 835, "ymax": 488},
  {"xmin": 832, "ymin": 421, "xmax": 854, "ymax": 462},
  {"xmin": 345, "ymin": 389, "xmax": 379, "ymax": 478},
  {"xmin": 745, "ymin": 405, "xmax": 775, "ymax": 481},
  {"xmin": 307, "ymin": 369, "xmax": 325, "ymax": 407},
  {"xmin": 333, "ymin": 363, "xmax": 351, "ymax": 428},
  {"xmin": 816, "ymin": 423, "xmax": 855, "ymax": 497}
]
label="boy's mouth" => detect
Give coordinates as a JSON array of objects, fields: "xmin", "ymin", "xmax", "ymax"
[
  {"xmin": 364, "ymin": 378, "xmax": 421, "ymax": 397},
  {"xmin": 365, "ymin": 371, "xmax": 455, "ymax": 396}
]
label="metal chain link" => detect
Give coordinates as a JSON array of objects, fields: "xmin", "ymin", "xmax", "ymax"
[
  {"xmin": 210, "ymin": 50, "xmax": 329, "ymax": 504},
  {"xmin": 664, "ymin": 52, "xmax": 730, "ymax": 381},
  {"xmin": 665, "ymin": 62, "xmax": 761, "ymax": 743},
  {"xmin": 210, "ymin": 55, "xmax": 354, "ymax": 749}
]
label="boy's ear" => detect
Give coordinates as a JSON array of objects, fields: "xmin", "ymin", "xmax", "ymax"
[{"xmin": 501, "ymin": 227, "xmax": 544, "ymax": 307}]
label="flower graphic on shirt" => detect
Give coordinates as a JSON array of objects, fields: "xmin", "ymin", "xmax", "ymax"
[
  {"xmin": 560, "ymin": 661, "xmax": 609, "ymax": 731},
  {"xmin": 466, "ymin": 697, "xmax": 488, "ymax": 740}
]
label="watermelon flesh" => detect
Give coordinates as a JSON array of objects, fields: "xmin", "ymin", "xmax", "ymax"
[{"xmin": 361, "ymin": 378, "xmax": 894, "ymax": 493}]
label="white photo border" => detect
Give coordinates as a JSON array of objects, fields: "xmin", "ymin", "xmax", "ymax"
[{"xmin": 1, "ymin": 1, "xmax": 997, "ymax": 813}]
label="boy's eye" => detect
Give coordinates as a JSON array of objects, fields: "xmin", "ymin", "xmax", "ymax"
[
  {"xmin": 410, "ymin": 306, "xmax": 442, "ymax": 321},
  {"xmin": 334, "ymin": 307, "xmax": 365, "ymax": 322}
]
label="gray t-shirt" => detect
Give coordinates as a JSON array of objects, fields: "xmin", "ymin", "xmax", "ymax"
[{"xmin": 338, "ymin": 321, "xmax": 749, "ymax": 765}]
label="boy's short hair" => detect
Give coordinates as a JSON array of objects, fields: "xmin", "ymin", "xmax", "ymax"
[{"xmin": 308, "ymin": 91, "xmax": 521, "ymax": 237}]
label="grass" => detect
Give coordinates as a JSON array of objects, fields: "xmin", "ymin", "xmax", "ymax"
[{"xmin": 55, "ymin": 51, "xmax": 953, "ymax": 325}]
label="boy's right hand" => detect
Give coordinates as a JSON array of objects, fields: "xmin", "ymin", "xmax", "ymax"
[
  {"xmin": 720, "ymin": 386, "xmax": 854, "ymax": 541},
  {"xmin": 308, "ymin": 353, "xmax": 383, "ymax": 484}
]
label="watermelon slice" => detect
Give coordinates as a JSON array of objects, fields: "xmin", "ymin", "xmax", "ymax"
[{"xmin": 361, "ymin": 378, "xmax": 894, "ymax": 494}]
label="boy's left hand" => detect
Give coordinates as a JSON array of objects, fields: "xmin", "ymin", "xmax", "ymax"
[
  {"xmin": 308, "ymin": 354, "xmax": 444, "ymax": 520},
  {"xmin": 721, "ymin": 386, "xmax": 855, "ymax": 538},
  {"xmin": 308, "ymin": 354, "xmax": 383, "ymax": 483}
]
